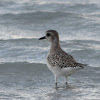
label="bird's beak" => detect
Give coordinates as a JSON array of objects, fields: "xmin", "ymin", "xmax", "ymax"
[{"xmin": 39, "ymin": 36, "xmax": 46, "ymax": 40}]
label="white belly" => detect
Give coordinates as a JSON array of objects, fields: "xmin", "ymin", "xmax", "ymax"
[
  {"xmin": 47, "ymin": 62, "xmax": 63, "ymax": 77},
  {"xmin": 61, "ymin": 67, "xmax": 81, "ymax": 77},
  {"xmin": 47, "ymin": 61, "xmax": 81, "ymax": 77}
]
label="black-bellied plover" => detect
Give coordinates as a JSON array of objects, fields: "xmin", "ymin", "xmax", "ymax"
[{"xmin": 39, "ymin": 30, "xmax": 86, "ymax": 88}]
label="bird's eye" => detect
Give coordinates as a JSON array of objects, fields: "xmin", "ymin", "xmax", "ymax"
[{"xmin": 46, "ymin": 33, "xmax": 51, "ymax": 37}]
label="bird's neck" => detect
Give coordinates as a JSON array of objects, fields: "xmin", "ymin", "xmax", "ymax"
[{"xmin": 50, "ymin": 41, "xmax": 61, "ymax": 52}]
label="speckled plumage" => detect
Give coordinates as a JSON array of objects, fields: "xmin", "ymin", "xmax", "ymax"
[
  {"xmin": 47, "ymin": 46, "xmax": 84, "ymax": 68},
  {"xmin": 39, "ymin": 30, "xmax": 86, "ymax": 88}
]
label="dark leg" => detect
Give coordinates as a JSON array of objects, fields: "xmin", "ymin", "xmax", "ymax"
[
  {"xmin": 65, "ymin": 77, "xmax": 68, "ymax": 88},
  {"xmin": 55, "ymin": 76, "xmax": 58, "ymax": 89}
]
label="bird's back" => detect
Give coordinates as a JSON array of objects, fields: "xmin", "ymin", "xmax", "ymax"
[{"xmin": 47, "ymin": 47, "xmax": 85, "ymax": 69}]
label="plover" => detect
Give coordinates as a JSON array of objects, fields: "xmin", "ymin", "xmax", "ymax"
[{"xmin": 39, "ymin": 30, "xmax": 86, "ymax": 88}]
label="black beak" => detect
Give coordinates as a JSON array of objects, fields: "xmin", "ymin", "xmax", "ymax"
[{"xmin": 39, "ymin": 36, "xmax": 46, "ymax": 40}]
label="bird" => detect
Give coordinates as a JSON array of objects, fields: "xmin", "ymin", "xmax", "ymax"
[{"xmin": 39, "ymin": 30, "xmax": 86, "ymax": 88}]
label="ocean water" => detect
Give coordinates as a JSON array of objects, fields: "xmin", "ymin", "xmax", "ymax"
[{"xmin": 0, "ymin": 0, "xmax": 100, "ymax": 99}]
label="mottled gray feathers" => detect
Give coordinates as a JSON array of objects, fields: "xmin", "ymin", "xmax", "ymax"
[{"xmin": 47, "ymin": 47, "xmax": 85, "ymax": 69}]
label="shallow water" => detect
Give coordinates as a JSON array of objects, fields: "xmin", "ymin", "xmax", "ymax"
[
  {"xmin": 0, "ymin": 63, "xmax": 100, "ymax": 100},
  {"xmin": 0, "ymin": 0, "xmax": 100, "ymax": 99}
]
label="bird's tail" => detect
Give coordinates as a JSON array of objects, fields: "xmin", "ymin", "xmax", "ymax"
[{"xmin": 77, "ymin": 63, "xmax": 88, "ymax": 69}]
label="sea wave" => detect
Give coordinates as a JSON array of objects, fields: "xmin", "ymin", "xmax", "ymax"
[
  {"xmin": 0, "ymin": 11, "xmax": 82, "ymax": 19},
  {"xmin": 0, "ymin": 1, "xmax": 99, "ymax": 15},
  {"xmin": 0, "ymin": 37, "xmax": 38, "ymax": 41},
  {"xmin": 0, "ymin": 10, "xmax": 100, "ymax": 26},
  {"xmin": 0, "ymin": 38, "xmax": 100, "ymax": 66}
]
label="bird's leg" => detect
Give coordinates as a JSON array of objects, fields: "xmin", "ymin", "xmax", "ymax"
[
  {"xmin": 55, "ymin": 76, "xmax": 58, "ymax": 89},
  {"xmin": 65, "ymin": 77, "xmax": 68, "ymax": 88}
]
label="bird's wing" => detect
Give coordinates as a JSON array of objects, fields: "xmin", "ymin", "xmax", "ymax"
[{"xmin": 47, "ymin": 49, "xmax": 85, "ymax": 68}]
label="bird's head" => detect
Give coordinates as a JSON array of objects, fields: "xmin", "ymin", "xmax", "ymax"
[{"xmin": 39, "ymin": 30, "xmax": 59, "ymax": 44}]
